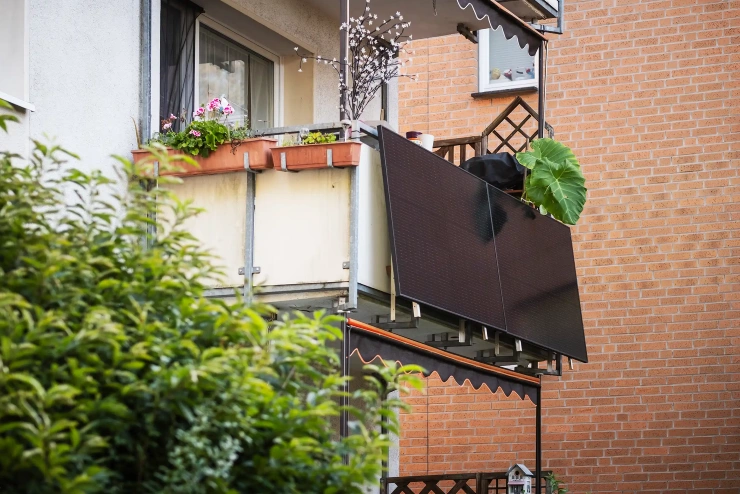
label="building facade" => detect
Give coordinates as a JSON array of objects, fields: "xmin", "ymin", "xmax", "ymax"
[{"xmin": 398, "ymin": 0, "xmax": 740, "ymax": 492}]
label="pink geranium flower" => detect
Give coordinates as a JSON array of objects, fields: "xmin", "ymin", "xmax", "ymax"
[
  {"xmin": 189, "ymin": 130, "xmax": 201, "ymax": 137},
  {"xmin": 207, "ymin": 98, "xmax": 221, "ymax": 111},
  {"xmin": 193, "ymin": 107, "xmax": 205, "ymax": 118},
  {"xmin": 223, "ymin": 105, "xmax": 234, "ymax": 115},
  {"xmin": 162, "ymin": 122, "xmax": 172, "ymax": 130}
]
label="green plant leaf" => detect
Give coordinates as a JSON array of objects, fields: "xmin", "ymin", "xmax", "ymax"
[
  {"xmin": 517, "ymin": 138, "xmax": 579, "ymax": 170},
  {"xmin": 526, "ymin": 156, "xmax": 586, "ymax": 225}
]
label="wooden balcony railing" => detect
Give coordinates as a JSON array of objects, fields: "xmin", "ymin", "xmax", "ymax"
[{"xmin": 381, "ymin": 471, "xmax": 554, "ymax": 494}]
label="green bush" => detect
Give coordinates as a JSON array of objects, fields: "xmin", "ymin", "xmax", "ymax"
[{"xmin": 0, "ymin": 99, "xmax": 419, "ymax": 493}]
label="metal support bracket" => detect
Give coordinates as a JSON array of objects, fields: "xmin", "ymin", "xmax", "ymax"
[
  {"xmin": 243, "ymin": 151, "xmax": 261, "ymax": 173},
  {"xmin": 327, "ymin": 148, "xmax": 333, "ymax": 168},
  {"xmin": 278, "ymin": 152, "xmax": 298, "ymax": 173},
  {"xmin": 475, "ymin": 348, "xmax": 522, "ymax": 365},
  {"xmin": 456, "ymin": 23, "xmax": 478, "ymax": 43},
  {"xmin": 153, "ymin": 160, "xmax": 159, "ymax": 178},
  {"xmin": 426, "ymin": 324, "xmax": 472, "ymax": 348},
  {"xmin": 373, "ymin": 314, "xmax": 420, "ymax": 331},
  {"xmin": 238, "ymin": 266, "xmax": 261, "ymax": 275}
]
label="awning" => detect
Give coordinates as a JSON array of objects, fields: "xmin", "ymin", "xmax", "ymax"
[
  {"xmin": 302, "ymin": 0, "xmax": 547, "ymax": 56},
  {"xmin": 347, "ymin": 319, "xmax": 540, "ymax": 402},
  {"xmin": 456, "ymin": 0, "xmax": 546, "ymax": 55}
]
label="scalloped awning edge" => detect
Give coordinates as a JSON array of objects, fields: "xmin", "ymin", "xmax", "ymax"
[
  {"xmin": 347, "ymin": 319, "xmax": 540, "ymax": 402},
  {"xmin": 457, "ymin": 0, "xmax": 546, "ymax": 56}
]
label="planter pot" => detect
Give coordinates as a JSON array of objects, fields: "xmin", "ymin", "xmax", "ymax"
[
  {"xmin": 271, "ymin": 141, "xmax": 362, "ymax": 171},
  {"xmin": 131, "ymin": 138, "xmax": 277, "ymax": 177}
]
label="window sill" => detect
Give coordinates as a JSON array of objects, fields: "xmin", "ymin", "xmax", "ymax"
[
  {"xmin": 471, "ymin": 86, "xmax": 538, "ymax": 99},
  {"xmin": 0, "ymin": 91, "xmax": 35, "ymax": 112}
]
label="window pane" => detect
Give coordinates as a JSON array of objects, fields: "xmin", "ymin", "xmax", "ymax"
[
  {"xmin": 199, "ymin": 27, "xmax": 249, "ymax": 125},
  {"xmin": 0, "ymin": 0, "xmax": 26, "ymax": 99},
  {"xmin": 160, "ymin": 0, "xmax": 199, "ymax": 131},
  {"xmin": 199, "ymin": 26, "xmax": 273, "ymax": 130},
  {"xmin": 487, "ymin": 27, "xmax": 535, "ymax": 86},
  {"xmin": 249, "ymin": 54, "xmax": 273, "ymax": 130}
]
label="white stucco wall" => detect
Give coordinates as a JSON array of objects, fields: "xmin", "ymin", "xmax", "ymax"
[{"xmin": 28, "ymin": 0, "xmax": 141, "ymax": 174}]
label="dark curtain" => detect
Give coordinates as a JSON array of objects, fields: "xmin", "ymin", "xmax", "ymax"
[{"xmin": 160, "ymin": 0, "xmax": 202, "ymax": 132}]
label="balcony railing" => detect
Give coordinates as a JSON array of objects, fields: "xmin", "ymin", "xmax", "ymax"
[{"xmin": 381, "ymin": 471, "xmax": 554, "ymax": 494}]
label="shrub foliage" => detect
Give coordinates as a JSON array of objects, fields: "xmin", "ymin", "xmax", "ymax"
[{"xmin": 0, "ymin": 100, "xmax": 418, "ymax": 493}]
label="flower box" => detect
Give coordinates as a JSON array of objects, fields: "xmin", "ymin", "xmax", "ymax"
[
  {"xmin": 271, "ymin": 141, "xmax": 363, "ymax": 171},
  {"xmin": 131, "ymin": 138, "xmax": 277, "ymax": 177}
]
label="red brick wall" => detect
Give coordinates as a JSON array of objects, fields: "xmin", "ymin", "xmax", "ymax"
[{"xmin": 397, "ymin": 1, "xmax": 740, "ymax": 492}]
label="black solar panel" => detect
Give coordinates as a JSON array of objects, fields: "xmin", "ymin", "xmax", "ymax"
[
  {"xmin": 378, "ymin": 127, "xmax": 506, "ymax": 330},
  {"xmin": 377, "ymin": 127, "xmax": 588, "ymax": 362},
  {"xmin": 488, "ymin": 185, "xmax": 587, "ymax": 362}
]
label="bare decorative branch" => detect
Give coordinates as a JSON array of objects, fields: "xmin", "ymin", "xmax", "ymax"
[{"xmin": 295, "ymin": 0, "xmax": 415, "ymax": 121}]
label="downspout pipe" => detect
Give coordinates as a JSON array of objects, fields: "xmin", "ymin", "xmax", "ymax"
[
  {"xmin": 140, "ymin": 0, "xmax": 152, "ymax": 143},
  {"xmin": 537, "ymin": 39, "xmax": 545, "ymax": 139},
  {"xmin": 339, "ymin": 0, "xmax": 349, "ymax": 121}
]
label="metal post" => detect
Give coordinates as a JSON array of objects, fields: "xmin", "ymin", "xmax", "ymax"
[
  {"xmin": 537, "ymin": 40, "xmax": 546, "ymax": 139},
  {"xmin": 535, "ymin": 386, "xmax": 542, "ymax": 493},
  {"xmin": 340, "ymin": 316, "xmax": 350, "ymax": 463},
  {"xmin": 347, "ymin": 166, "xmax": 359, "ymax": 310},
  {"xmin": 243, "ymin": 171, "xmax": 256, "ymax": 304},
  {"xmin": 339, "ymin": 0, "xmax": 349, "ymax": 120}
]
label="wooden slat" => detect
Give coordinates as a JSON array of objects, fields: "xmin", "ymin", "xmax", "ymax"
[
  {"xmin": 434, "ymin": 135, "xmax": 481, "ymax": 147},
  {"xmin": 481, "ymin": 96, "xmax": 525, "ymax": 136}
]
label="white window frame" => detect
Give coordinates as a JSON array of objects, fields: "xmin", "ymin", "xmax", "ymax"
[
  {"xmin": 194, "ymin": 16, "xmax": 283, "ymax": 128},
  {"xmin": 478, "ymin": 29, "xmax": 538, "ymax": 94},
  {"xmin": 0, "ymin": 0, "xmax": 34, "ymax": 111}
]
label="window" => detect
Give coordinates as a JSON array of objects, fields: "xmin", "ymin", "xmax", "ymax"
[
  {"xmin": 159, "ymin": 0, "xmax": 200, "ymax": 132},
  {"xmin": 478, "ymin": 27, "xmax": 537, "ymax": 94},
  {"xmin": 0, "ymin": 0, "xmax": 33, "ymax": 110},
  {"xmin": 198, "ymin": 25, "xmax": 274, "ymax": 131}
]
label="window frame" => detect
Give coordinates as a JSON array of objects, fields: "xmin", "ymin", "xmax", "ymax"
[
  {"xmin": 0, "ymin": 0, "xmax": 34, "ymax": 111},
  {"xmin": 194, "ymin": 16, "xmax": 283, "ymax": 128},
  {"xmin": 477, "ymin": 28, "xmax": 538, "ymax": 95}
]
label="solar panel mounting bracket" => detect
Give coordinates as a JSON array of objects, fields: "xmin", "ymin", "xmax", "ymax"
[{"xmin": 373, "ymin": 314, "xmax": 420, "ymax": 331}]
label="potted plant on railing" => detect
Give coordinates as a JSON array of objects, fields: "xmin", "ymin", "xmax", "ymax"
[
  {"xmin": 131, "ymin": 98, "xmax": 276, "ymax": 176},
  {"xmin": 272, "ymin": 130, "xmax": 362, "ymax": 171}
]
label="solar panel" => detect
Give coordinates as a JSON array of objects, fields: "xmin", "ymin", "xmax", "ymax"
[
  {"xmin": 488, "ymin": 185, "xmax": 588, "ymax": 362},
  {"xmin": 377, "ymin": 127, "xmax": 587, "ymax": 362},
  {"xmin": 378, "ymin": 127, "xmax": 506, "ymax": 330}
]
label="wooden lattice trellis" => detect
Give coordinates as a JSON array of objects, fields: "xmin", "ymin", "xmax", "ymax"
[{"xmin": 433, "ymin": 96, "xmax": 553, "ymax": 165}]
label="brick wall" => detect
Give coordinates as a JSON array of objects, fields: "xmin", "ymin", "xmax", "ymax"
[{"xmin": 397, "ymin": 0, "xmax": 740, "ymax": 492}]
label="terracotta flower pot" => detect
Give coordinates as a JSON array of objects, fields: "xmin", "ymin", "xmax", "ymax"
[
  {"xmin": 131, "ymin": 138, "xmax": 277, "ymax": 177},
  {"xmin": 270, "ymin": 141, "xmax": 362, "ymax": 171}
]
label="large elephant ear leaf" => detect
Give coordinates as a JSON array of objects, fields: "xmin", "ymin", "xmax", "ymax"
[
  {"xmin": 516, "ymin": 148, "xmax": 540, "ymax": 170},
  {"xmin": 527, "ymin": 157, "xmax": 587, "ymax": 225},
  {"xmin": 532, "ymin": 138, "xmax": 579, "ymax": 168},
  {"xmin": 515, "ymin": 138, "xmax": 579, "ymax": 170}
]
